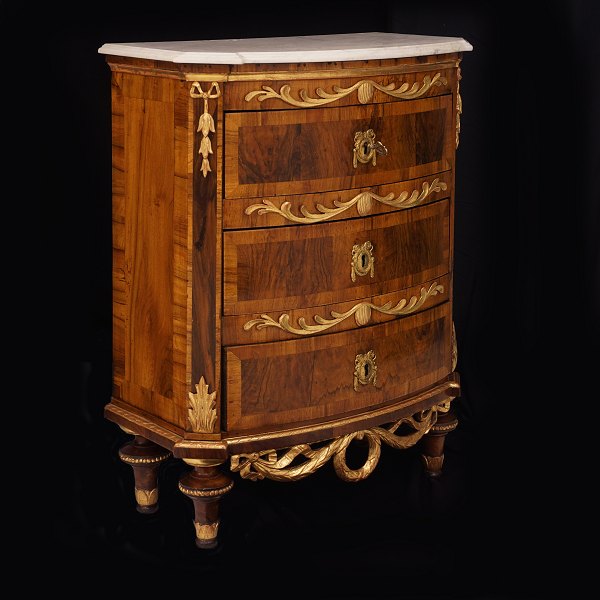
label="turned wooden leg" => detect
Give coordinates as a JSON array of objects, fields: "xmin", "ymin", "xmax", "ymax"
[
  {"xmin": 420, "ymin": 409, "xmax": 458, "ymax": 477},
  {"xmin": 179, "ymin": 460, "xmax": 234, "ymax": 549},
  {"xmin": 118, "ymin": 434, "xmax": 171, "ymax": 514}
]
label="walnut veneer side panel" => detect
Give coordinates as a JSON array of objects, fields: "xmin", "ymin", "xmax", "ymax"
[{"xmin": 112, "ymin": 72, "xmax": 190, "ymax": 429}]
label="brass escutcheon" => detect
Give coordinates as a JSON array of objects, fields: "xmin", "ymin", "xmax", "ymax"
[
  {"xmin": 351, "ymin": 241, "xmax": 375, "ymax": 282},
  {"xmin": 354, "ymin": 350, "xmax": 378, "ymax": 391},
  {"xmin": 353, "ymin": 129, "xmax": 388, "ymax": 168}
]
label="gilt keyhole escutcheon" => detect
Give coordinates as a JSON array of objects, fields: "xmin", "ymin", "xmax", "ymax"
[
  {"xmin": 354, "ymin": 350, "xmax": 378, "ymax": 391},
  {"xmin": 353, "ymin": 129, "xmax": 388, "ymax": 168},
  {"xmin": 351, "ymin": 241, "xmax": 375, "ymax": 282}
]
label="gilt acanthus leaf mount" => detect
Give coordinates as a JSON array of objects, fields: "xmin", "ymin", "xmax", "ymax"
[{"xmin": 187, "ymin": 376, "xmax": 217, "ymax": 433}]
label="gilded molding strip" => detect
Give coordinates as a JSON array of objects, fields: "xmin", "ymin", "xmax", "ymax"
[
  {"xmin": 244, "ymin": 73, "xmax": 447, "ymax": 108},
  {"xmin": 244, "ymin": 178, "xmax": 447, "ymax": 224},
  {"xmin": 243, "ymin": 282, "xmax": 444, "ymax": 336},
  {"xmin": 187, "ymin": 376, "xmax": 217, "ymax": 433},
  {"xmin": 452, "ymin": 322, "xmax": 458, "ymax": 371},
  {"xmin": 106, "ymin": 404, "xmax": 182, "ymax": 445},
  {"xmin": 119, "ymin": 451, "xmax": 171, "ymax": 465},
  {"xmin": 190, "ymin": 82, "xmax": 221, "ymax": 177},
  {"xmin": 431, "ymin": 421, "xmax": 458, "ymax": 433},
  {"xmin": 456, "ymin": 67, "xmax": 462, "ymax": 148},
  {"xmin": 179, "ymin": 481, "xmax": 235, "ymax": 497},
  {"xmin": 230, "ymin": 404, "xmax": 449, "ymax": 483}
]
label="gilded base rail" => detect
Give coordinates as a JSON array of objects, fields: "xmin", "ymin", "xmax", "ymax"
[{"xmin": 230, "ymin": 400, "xmax": 452, "ymax": 483}]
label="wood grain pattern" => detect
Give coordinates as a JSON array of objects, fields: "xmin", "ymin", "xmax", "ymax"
[
  {"xmin": 124, "ymin": 91, "xmax": 174, "ymax": 396},
  {"xmin": 173, "ymin": 80, "xmax": 193, "ymax": 428},
  {"xmin": 191, "ymin": 81, "xmax": 221, "ymax": 432},
  {"xmin": 225, "ymin": 94, "xmax": 453, "ymax": 198},
  {"xmin": 112, "ymin": 73, "xmax": 126, "ymax": 384},
  {"xmin": 223, "ymin": 172, "xmax": 452, "ymax": 229},
  {"xmin": 105, "ymin": 52, "xmax": 461, "ymax": 81},
  {"xmin": 111, "ymin": 73, "xmax": 190, "ymax": 429},
  {"xmin": 223, "ymin": 200, "xmax": 449, "ymax": 315},
  {"xmin": 223, "ymin": 374, "xmax": 459, "ymax": 454},
  {"xmin": 106, "ymin": 374, "xmax": 458, "ymax": 457},
  {"xmin": 119, "ymin": 436, "xmax": 170, "ymax": 514},
  {"xmin": 222, "ymin": 274, "xmax": 450, "ymax": 345},
  {"xmin": 105, "ymin": 54, "xmax": 463, "ymax": 468},
  {"xmin": 226, "ymin": 302, "xmax": 451, "ymax": 432},
  {"xmin": 106, "ymin": 400, "xmax": 184, "ymax": 450},
  {"xmin": 225, "ymin": 68, "xmax": 456, "ymax": 110}
]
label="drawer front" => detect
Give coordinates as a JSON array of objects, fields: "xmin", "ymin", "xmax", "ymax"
[
  {"xmin": 223, "ymin": 200, "xmax": 449, "ymax": 315},
  {"xmin": 225, "ymin": 302, "xmax": 452, "ymax": 432},
  {"xmin": 224, "ymin": 95, "xmax": 454, "ymax": 199},
  {"xmin": 223, "ymin": 275, "xmax": 450, "ymax": 345},
  {"xmin": 225, "ymin": 67, "xmax": 456, "ymax": 111},
  {"xmin": 223, "ymin": 172, "xmax": 452, "ymax": 230}
]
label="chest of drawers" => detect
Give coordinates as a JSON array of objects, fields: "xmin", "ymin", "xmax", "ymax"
[{"xmin": 99, "ymin": 32, "xmax": 472, "ymax": 548}]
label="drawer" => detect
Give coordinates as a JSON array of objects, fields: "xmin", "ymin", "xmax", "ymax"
[
  {"xmin": 223, "ymin": 172, "xmax": 452, "ymax": 230},
  {"xmin": 223, "ymin": 199, "xmax": 449, "ymax": 315},
  {"xmin": 225, "ymin": 66, "xmax": 456, "ymax": 111},
  {"xmin": 224, "ymin": 94, "xmax": 454, "ymax": 199},
  {"xmin": 222, "ymin": 275, "xmax": 450, "ymax": 345},
  {"xmin": 225, "ymin": 301, "xmax": 452, "ymax": 432}
]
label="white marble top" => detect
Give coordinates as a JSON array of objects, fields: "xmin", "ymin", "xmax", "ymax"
[{"xmin": 98, "ymin": 32, "xmax": 472, "ymax": 64}]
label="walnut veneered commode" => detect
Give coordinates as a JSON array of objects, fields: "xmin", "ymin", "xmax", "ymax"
[{"xmin": 99, "ymin": 32, "xmax": 473, "ymax": 548}]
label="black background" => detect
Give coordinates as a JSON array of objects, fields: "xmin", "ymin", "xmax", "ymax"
[{"xmin": 17, "ymin": 0, "xmax": 599, "ymax": 596}]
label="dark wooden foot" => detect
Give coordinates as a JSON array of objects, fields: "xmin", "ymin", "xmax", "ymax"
[
  {"xmin": 179, "ymin": 461, "xmax": 234, "ymax": 549},
  {"xmin": 420, "ymin": 408, "xmax": 458, "ymax": 477},
  {"xmin": 119, "ymin": 434, "xmax": 171, "ymax": 514}
]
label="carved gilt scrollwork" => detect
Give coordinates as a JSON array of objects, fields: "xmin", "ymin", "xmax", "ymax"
[
  {"xmin": 230, "ymin": 405, "xmax": 450, "ymax": 483},
  {"xmin": 244, "ymin": 73, "xmax": 447, "ymax": 108},
  {"xmin": 243, "ymin": 282, "xmax": 445, "ymax": 336},
  {"xmin": 244, "ymin": 178, "xmax": 447, "ymax": 224}
]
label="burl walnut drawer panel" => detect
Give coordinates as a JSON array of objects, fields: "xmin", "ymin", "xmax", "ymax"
[
  {"xmin": 223, "ymin": 200, "xmax": 449, "ymax": 315},
  {"xmin": 224, "ymin": 94, "xmax": 454, "ymax": 198},
  {"xmin": 225, "ymin": 302, "xmax": 452, "ymax": 432}
]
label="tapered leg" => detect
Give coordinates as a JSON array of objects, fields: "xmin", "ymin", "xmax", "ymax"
[
  {"xmin": 420, "ymin": 409, "xmax": 458, "ymax": 477},
  {"xmin": 119, "ymin": 435, "xmax": 171, "ymax": 514},
  {"xmin": 179, "ymin": 460, "xmax": 233, "ymax": 549}
]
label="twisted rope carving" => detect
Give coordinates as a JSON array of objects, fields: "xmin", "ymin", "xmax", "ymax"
[{"xmin": 231, "ymin": 407, "xmax": 442, "ymax": 483}]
